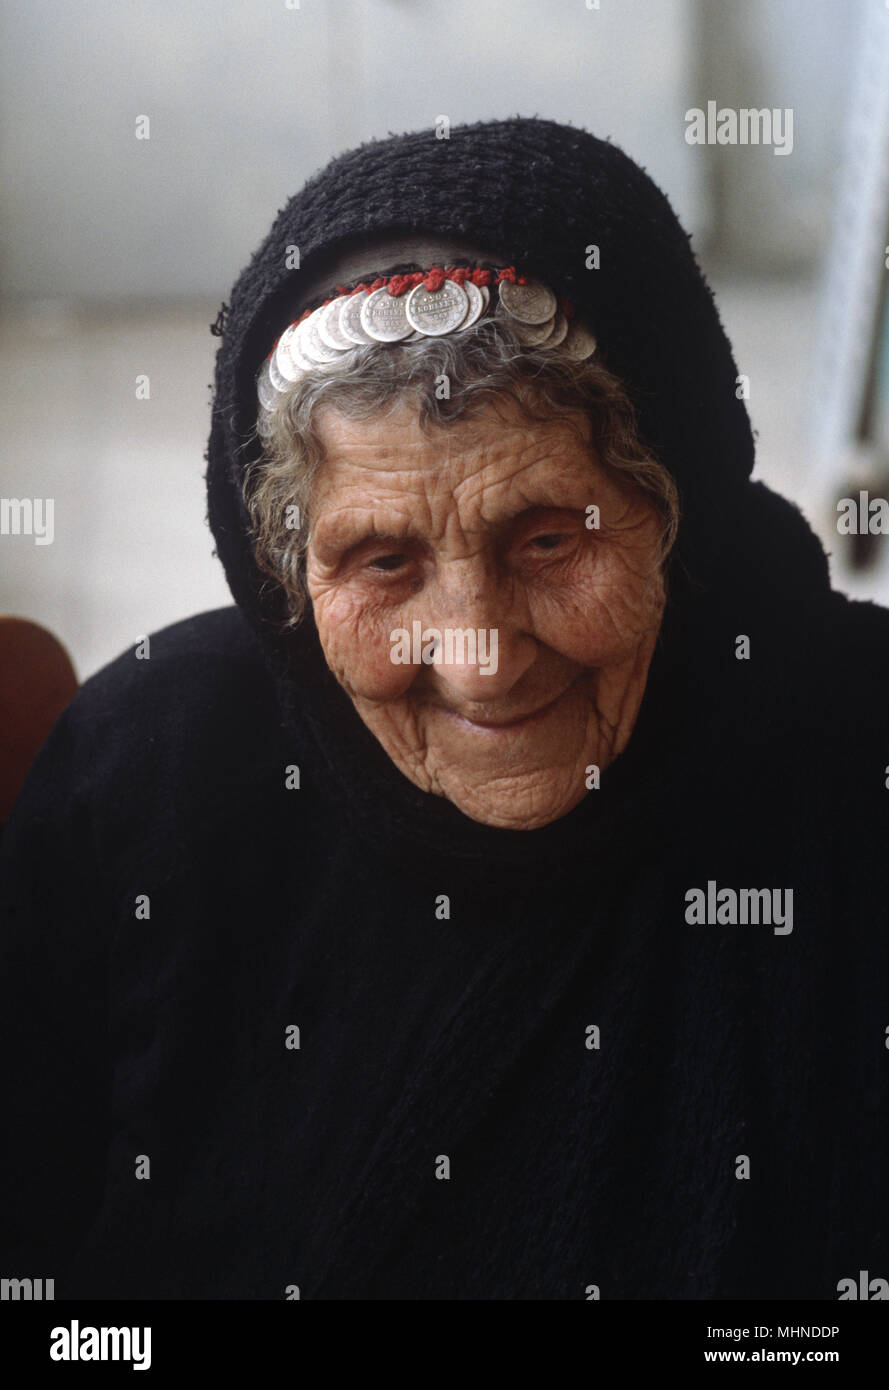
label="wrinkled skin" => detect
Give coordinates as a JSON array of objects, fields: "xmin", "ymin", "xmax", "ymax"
[{"xmin": 306, "ymin": 397, "xmax": 666, "ymax": 829}]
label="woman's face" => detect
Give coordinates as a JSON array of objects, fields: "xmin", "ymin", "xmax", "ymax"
[{"xmin": 306, "ymin": 396, "xmax": 666, "ymax": 829}]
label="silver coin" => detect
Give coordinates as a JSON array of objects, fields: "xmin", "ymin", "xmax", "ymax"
[
  {"xmin": 299, "ymin": 309, "xmax": 342, "ymax": 364},
  {"xmin": 274, "ymin": 326, "xmax": 306, "ymax": 383},
  {"xmin": 282, "ymin": 343, "xmax": 313, "ymax": 379},
  {"xmin": 478, "ymin": 283, "xmax": 491, "ymax": 310},
  {"xmin": 309, "ymin": 309, "xmax": 345, "ymax": 363},
  {"xmin": 317, "ymin": 298, "xmax": 353, "ymax": 352},
  {"xmin": 275, "ymin": 342, "xmax": 304, "ymax": 384},
  {"xmin": 405, "ymin": 279, "xmax": 469, "ymax": 336},
  {"xmin": 268, "ymin": 351, "xmax": 291, "ymax": 393},
  {"xmin": 292, "ymin": 312, "xmax": 322, "ymax": 364},
  {"xmin": 339, "ymin": 292, "xmax": 375, "ymax": 345},
  {"xmin": 276, "ymin": 322, "xmax": 301, "ymax": 357},
  {"xmin": 275, "ymin": 342, "xmax": 302, "ymax": 383},
  {"xmin": 360, "ymin": 287, "xmax": 413, "ymax": 342},
  {"xmin": 284, "ymin": 327, "xmax": 316, "ymax": 375},
  {"xmin": 540, "ymin": 310, "xmax": 569, "ymax": 348},
  {"xmin": 510, "ymin": 315, "xmax": 556, "ymax": 347},
  {"xmin": 454, "ymin": 279, "xmax": 484, "ymax": 331},
  {"xmin": 560, "ymin": 320, "xmax": 598, "ymax": 361},
  {"xmin": 498, "ymin": 277, "xmax": 558, "ymax": 325},
  {"xmin": 256, "ymin": 361, "xmax": 277, "ymax": 412},
  {"xmin": 294, "ymin": 325, "xmax": 324, "ymax": 369}
]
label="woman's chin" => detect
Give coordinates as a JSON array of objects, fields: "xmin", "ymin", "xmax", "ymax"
[
  {"xmin": 356, "ymin": 690, "xmax": 600, "ymax": 829},
  {"xmin": 422, "ymin": 762, "xmax": 590, "ymax": 830}
]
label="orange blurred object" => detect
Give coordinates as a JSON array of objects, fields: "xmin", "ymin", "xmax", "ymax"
[{"xmin": 0, "ymin": 616, "xmax": 79, "ymax": 823}]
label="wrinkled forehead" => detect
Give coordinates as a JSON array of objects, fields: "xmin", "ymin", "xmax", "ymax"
[
  {"xmin": 291, "ymin": 232, "xmax": 506, "ymax": 316},
  {"xmin": 309, "ymin": 403, "xmax": 607, "ymax": 538}
]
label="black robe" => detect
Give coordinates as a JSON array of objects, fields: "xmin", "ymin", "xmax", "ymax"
[{"xmin": 2, "ymin": 479, "xmax": 888, "ymax": 1300}]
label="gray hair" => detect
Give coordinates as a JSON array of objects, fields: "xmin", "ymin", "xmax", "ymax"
[{"xmin": 243, "ymin": 315, "xmax": 680, "ymax": 625}]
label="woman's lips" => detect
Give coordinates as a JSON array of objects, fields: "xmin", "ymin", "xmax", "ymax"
[{"xmin": 440, "ymin": 685, "xmax": 574, "ymax": 733}]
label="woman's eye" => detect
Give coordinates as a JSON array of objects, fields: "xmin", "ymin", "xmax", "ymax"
[
  {"xmin": 528, "ymin": 533, "xmax": 569, "ymax": 551},
  {"xmin": 367, "ymin": 552, "xmax": 407, "ymax": 572}
]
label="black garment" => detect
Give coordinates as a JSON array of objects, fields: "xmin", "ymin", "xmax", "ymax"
[{"xmin": 2, "ymin": 118, "xmax": 888, "ymax": 1299}]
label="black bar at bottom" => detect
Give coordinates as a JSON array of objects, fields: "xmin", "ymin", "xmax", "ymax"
[{"xmin": 0, "ymin": 1298, "xmax": 883, "ymax": 1375}]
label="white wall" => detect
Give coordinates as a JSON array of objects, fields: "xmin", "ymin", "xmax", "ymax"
[
  {"xmin": 1, "ymin": 0, "xmax": 884, "ymax": 682},
  {"xmin": 0, "ymin": 0, "xmax": 701, "ymax": 303}
]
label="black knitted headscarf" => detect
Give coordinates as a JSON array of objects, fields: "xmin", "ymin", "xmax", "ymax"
[
  {"xmin": 208, "ymin": 116, "xmax": 758, "ymax": 591},
  {"xmin": 205, "ymin": 116, "xmax": 830, "ymax": 867}
]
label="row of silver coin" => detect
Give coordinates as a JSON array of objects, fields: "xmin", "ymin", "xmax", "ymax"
[{"xmin": 256, "ymin": 274, "xmax": 598, "ymax": 425}]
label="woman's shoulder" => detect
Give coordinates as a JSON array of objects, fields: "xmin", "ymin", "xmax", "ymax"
[
  {"xmin": 3, "ymin": 607, "xmax": 291, "ymax": 848},
  {"xmin": 822, "ymin": 589, "xmax": 889, "ymax": 712},
  {"xmin": 64, "ymin": 605, "xmax": 279, "ymax": 746},
  {"xmin": 80, "ymin": 604, "xmax": 268, "ymax": 700}
]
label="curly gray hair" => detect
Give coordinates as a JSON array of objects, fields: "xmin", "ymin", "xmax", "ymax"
[{"xmin": 243, "ymin": 315, "xmax": 680, "ymax": 625}]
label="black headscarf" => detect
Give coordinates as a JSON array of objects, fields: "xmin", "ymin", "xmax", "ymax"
[{"xmin": 205, "ymin": 115, "xmax": 831, "ymax": 868}]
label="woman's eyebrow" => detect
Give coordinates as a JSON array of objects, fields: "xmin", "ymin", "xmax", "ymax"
[
  {"xmin": 484, "ymin": 500, "xmax": 593, "ymax": 533},
  {"xmin": 314, "ymin": 517, "xmax": 415, "ymax": 555},
  {"xmin": 320, "ymin": 501, "xmax": 592, "ymax": 548},
  {"xmin": 506, "ymin": 502, "xmax": 588, "ymax": 521}
]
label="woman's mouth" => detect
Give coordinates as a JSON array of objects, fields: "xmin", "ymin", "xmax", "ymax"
[{"xmin": 442, "ymin": 685, "xmax": 575, "ymax": 734}]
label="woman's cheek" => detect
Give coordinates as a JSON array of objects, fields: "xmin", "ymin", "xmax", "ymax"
[
  {"xmin": 313, "ymin": 586, "xmax": 418, "ymax": 699},
  {"xmin": 528, "ymin": 547, "xmax": 664, "ymax": 667}
]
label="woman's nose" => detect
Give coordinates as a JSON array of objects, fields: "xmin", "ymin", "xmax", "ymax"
[{"xmin": 417, "ymin": 560, "xmax": 537, "ymax": 700}]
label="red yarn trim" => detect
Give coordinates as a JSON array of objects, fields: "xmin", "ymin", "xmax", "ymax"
[{"xmin": 272, "ymin": 267, "xmax": 578, "ymax": 343}]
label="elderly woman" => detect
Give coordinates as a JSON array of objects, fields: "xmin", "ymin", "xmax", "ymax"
[{"xmin": 1, "ymin": 117, "xmax": 888, "ymax": 1302}]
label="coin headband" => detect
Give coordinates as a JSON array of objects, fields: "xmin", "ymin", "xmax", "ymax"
[{"xmin": 255, "ymin": 265, "xmax": 598, "ymax": 421}]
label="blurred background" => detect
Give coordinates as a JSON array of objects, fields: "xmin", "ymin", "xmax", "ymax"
[{"xmin": 2, "ymin": 0, "xmax": 889, "ymax": 682}]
